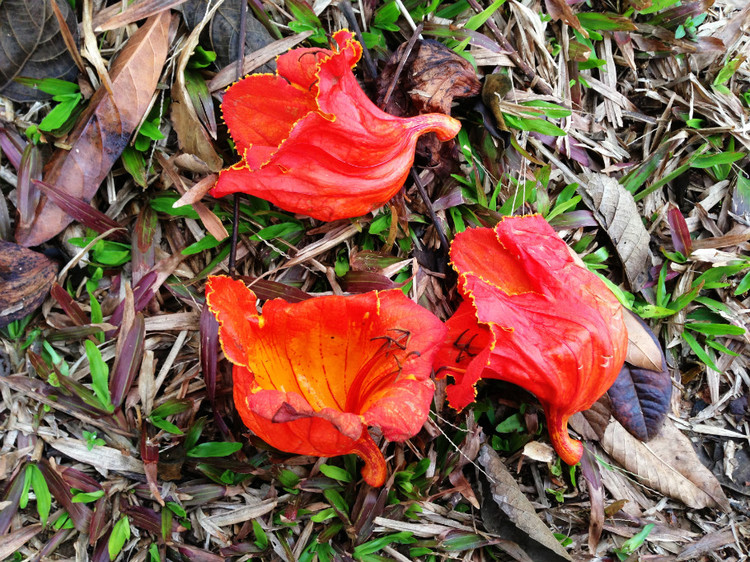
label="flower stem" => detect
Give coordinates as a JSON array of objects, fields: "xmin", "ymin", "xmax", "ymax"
[
  {"xmin": 547, "ymin": 410, "xmax": 584, "ymax": 466},
  {"xmin": 351, "ymin": 431, "xmax": 387, "ymax": 487}
]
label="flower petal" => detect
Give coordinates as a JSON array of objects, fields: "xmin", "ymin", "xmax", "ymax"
[
  {"xmin": 205, "ymin": 275, "xmax": 259, "ymax": 368},
  {"xmin": 233, "ymin": 365, "xmax": 388, "ymax": 485},
  {"xmin": 276, "ymin": 30, "xmax": 361, "ymax": 89},
  {"xmin": 221, "ymin": 74, "xmax": 320, "ymax": 170}
]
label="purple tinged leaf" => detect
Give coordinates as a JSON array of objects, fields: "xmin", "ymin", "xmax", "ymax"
[
  {"xmin": 29, "ymin": 527, "xmax": 72, "ymax": 562},
  {"xmin": 433, "ymin": 187, "xmax": 468, "ymax": 212},
  {"xmin": 0, "ymin": 468, "xmax": 25, "ymax": 534},
  {"xmin": 340, "ymin": 271, "xmax": 403, "ymax": 293},
  {"xmin": 88, "ymin": 497, "xmax": 110, "ymax": 545},
  {"xmin": 90, "ymin": 528, "xmax": 111, "ymax": 562},
  {"xmin": 31, "ymin": 179, "xmax": 128, "ymax": 242},
  {"xmin": 50, "ymin": 282, "xmax": 88, "ymax": 326},
  {"xmin": 200, "ymin": 304, "xmax": 219, "ymax": 403},
  {"xmin": 17, "ymin": 143, "xmax": 42, "ymax": 231},
  {"xmin": 0, "ymin": 125, "xmax": 25, "ymax": 169},
  {"xmin": 133, "ymin": 205, "xmax": 158, "ymax": 286},
  {"xmin": 237, "ymin": 275, "xmax": 312, "ymax": 302},
  {"xmin": 110, "ymin": 313, "xmax": 145, "ymax": 407},
  {"xmin": 37, "ymin": 459, "xmax": 92, "ymax": 533},
  {"xmin": 548, "ymin": 210, "xmax": 598, "ymax": 229},
  {"xmin": 667, "ymin": 204, "xmax": 692, "ymax": 255},
  {"xmin": 59, "ymin": 466, "xmax": 102, "ymax": 493},
  {"xmin": 176, "ymin": 544, "xmax": 226, "ymax": 562},
  {"xmin": 121, "ymin": 503, "xmax": 183, "ymax": 535},
  {"xmin": 607, "ymin": 315, "xmax": 672, "ymax": 442},
  {"xmin": 140, "ymin": 427, "xmax": 163, "ymax": 505},
  {"xmin": 177, "ymin": 483, "xmax": 232, "ymax": 505}
]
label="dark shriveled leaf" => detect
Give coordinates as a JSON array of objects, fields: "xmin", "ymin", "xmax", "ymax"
[
  {"xmin": 210, "ymin": 0, "xmax": 276, "ymax": 71},
  {"xmin": 378, "ymin": 39, "xmax": 480, "ymax": 116},
  {"xmin": 0, "ymin": 241, "xmax": 58, "ymax": 329},
  {"xmin": 15, "ymin": 11, "xmax": 171, "ymax": 246},
  {"xmin": 0, "ymin": 0, "xmax": 78, "ymax": 102},
  {"xmin": 0, "ymin": 468, "xmax": 25, "ymax": 535},
  {"xmin": 608, "ymin": 314, "xmax": 671, "ymax": 442},
  {"xmin": 200, "ymin": 303, "xmax": 219, "ymax": 403}
]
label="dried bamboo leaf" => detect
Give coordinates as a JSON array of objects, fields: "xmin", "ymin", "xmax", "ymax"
[{"xmin": 45, "ymin": 437, "xmax": 145, "ymax": 474}]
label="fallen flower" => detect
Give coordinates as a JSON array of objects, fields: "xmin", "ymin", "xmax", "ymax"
[
  {"xmin": 434, "ymin": 215, "xmax": 628, "ymax": 465},
  {"xmin": 205, "ymin": 276, "xmax": 447, "ymax": 486},
  {"xmin": 212, "ymin": 30, "xmax": 461, "ymax": 221}
]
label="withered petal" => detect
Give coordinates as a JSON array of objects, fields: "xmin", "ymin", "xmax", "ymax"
[{"xmin": 212, "ymin": 29, "xmax": 461, "ymax": 221}]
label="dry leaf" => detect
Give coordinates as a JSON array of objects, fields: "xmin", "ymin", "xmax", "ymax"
[
  {"xmin": 477, "ymin": 445, "xmax": 574, "ymax": 562},
  {"xmin": 170, "ymin": 0, "xmax": 223, "ymax": 172},
  {"xmin": 0, "ymin": 241, "xmax": 58, "ymax": 328},
  {"xmin": 45, "ymin": 436, "xmax": 145, "ymax": 474},
  {"xmin": 15, "ymin": 11, "xmax": 171, "ymax": 246},
  {"xmin": 599, "ymin": 418, "xmax": 730, "ymax": 511},
  {"xmin": 0, "ymin": 525, "xmax": 43, "ymax": 560},
  {"xmin": 544, "ymin": 0, "xmax": 588, "ymax": 38},
  {"xmin": 623, "ymin": 309, "xmax": 663, "ymax": 372},
  {"xmin": 96, "ymin": 0, "xmax": 186, "ymax": 31},
  {"xmin": 578, "ymin": 173, "xmax": 652, "ymax": 291}
]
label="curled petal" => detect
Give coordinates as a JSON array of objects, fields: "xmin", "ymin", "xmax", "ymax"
[
  {"xmin": 436, "ymin": 215, "xmax": 628, "ymax": 465},
  {"xmin": 213, "ymin": 30, "xmax": 461, "ymax": 221},
  {"xmin": 206, "ymin": 276, "xmax": 446, "ymax": 485}
]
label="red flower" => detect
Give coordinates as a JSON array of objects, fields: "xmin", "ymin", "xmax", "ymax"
[
  {"xmin": 434, "ymin": 215, "xmax": 628, "ymax": 465},
  {"xmin": 205, "ymin": 276, "xmax": 447, "ymax": 486},
  {"xmin": 211, "ymin": 30, "xmax": 461, "ymax": 222}
]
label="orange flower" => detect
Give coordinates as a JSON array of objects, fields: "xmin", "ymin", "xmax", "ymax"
[
  {"xmin": 434, "ymin": 215, "xmax": 628, "ymax": 465},
  {"xmin": 205, "ymin": 276, "xmax": 447, "ymax": 486},
  {"xmin": 212, "ymin": 30, "xmax": 461, "ymax": 221}
]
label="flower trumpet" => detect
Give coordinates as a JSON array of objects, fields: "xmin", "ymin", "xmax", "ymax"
[
  {"xmin": 434, "ymin": 215, "xmax": 628, "ymax": 465},
  {"xmin": 206, "ymin": 276, "xmax": 447, "ymax": 486}
]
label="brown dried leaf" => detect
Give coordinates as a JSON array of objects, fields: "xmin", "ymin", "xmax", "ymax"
[
  {"xmin": 15, "ymin": 11, "xmax": 171, "ymax": 247},
  {"xmin": 477, "ymin": 445, "xmax": 574, "ymax": 561},
  {"xmin": 0, "ymin": 241, "xmax": 58, "ymax": 328},
  {"xmin": 578, "ymin": 173, "xmax": 652, "ymax": 291},
  {"xmin": 569, "ymin": 396, "xmax": 612, "ymax": 441},
  {"xmin": 544, "ymin": 0, "xmax": 588, "ymax": 38},
  {"xmin": 600, "ymin": 418, "xmax": 730, "ymax": 510}
]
